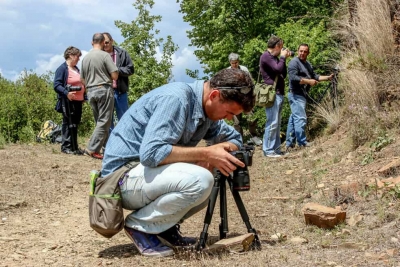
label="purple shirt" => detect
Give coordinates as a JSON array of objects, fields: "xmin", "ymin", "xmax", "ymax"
[{"xmin": 259, "ymin": 51, "xmax": 287, "ymax": 95}]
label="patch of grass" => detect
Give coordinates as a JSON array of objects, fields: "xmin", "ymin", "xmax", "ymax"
[{"xmin": 0, "ymin": 133, "xmax": 6, "ymax": 149}]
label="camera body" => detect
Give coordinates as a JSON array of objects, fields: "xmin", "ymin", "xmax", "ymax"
[
  {"xmin": 66, "ymin": 84, "xmax": 82, "ymax": 92},
  {"xmin": 283, "ymin": 47, "xmax": 295, "ymax": 57},
  {"xmin": 230, "ymin": 145, "xmax": 254, "ymax": 191}
]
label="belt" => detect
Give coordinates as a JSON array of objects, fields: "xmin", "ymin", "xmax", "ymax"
[{"xmin": 86, "ymin": 84, "xmax": 112, "ymax": 90}]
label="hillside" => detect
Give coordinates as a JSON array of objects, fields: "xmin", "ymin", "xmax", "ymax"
[{"xmin": 1, "ymin": 129, "xmax": 400, "ymax": 266}]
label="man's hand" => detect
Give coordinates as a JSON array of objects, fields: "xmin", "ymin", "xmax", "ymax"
[
  {"xmin": 205, "ymin": 143, "xmax": 245, "ymax": 176},
  {"xmin": 280, "ymin": 49, "xmax": 290, "ymax": 58},
  {"xmin": 301, "ymin": 78, "xmax": 319, "ymax": 87}
]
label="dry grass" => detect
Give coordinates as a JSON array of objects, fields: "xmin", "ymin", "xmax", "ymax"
[{"xmin": 316, "ymin": 0, "xmax": 400, "ymax": 148}]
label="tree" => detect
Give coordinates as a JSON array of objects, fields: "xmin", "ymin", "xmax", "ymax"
[
  {"xmin": 177, "ymin": 0, "xmax": 341, "ymax": 77},
  {"xmin": 115, "ymin": 0, "xmax": 179, "ymax": 103}
]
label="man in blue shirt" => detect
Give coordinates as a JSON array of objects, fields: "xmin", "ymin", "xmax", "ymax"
[
  {"xmin": 101, "ymin": 68, "xmax": 255, "ymax": 257},
  {"xmin": 286, "ymin": 44, "xmax": 333, "ymax": 150}
]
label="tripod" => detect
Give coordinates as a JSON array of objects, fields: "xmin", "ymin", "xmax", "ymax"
[{"xmin": 196, "ymin": 170, "xmax": 261, "ymax": 251}]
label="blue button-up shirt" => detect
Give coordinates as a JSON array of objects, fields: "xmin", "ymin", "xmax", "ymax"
[{"xmin": 101, "ymin": 80, "xmax": 242, "ymax": 177}]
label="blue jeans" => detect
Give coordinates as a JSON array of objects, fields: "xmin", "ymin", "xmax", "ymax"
[
  {"xmin": 110, "ymin": 91, "xmax": 129, "ymax": 131},
  {"xmin": 262, "ymin": 94, "xmax": 284, "ymax": 155},
  {"xmin": 120, "ymin": 162, "xmax": 214, "ymax": 234},
  {"xmin": 286, "ymin": 92, "xmax": 307, "ymax": 146}
]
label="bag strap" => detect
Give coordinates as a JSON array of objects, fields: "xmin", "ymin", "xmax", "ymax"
[{"xmin": 257, "ymin": 61, "xmax": 279, "ymax": 89}]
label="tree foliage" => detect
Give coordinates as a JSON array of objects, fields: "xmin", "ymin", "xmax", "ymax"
[
  {"xmin": 115, "ymin": 0, "xmax": 178, "ymax": 103},
  {"xmin": 177, "ymin": 0, "xmax": 342, "ymax": 77}
]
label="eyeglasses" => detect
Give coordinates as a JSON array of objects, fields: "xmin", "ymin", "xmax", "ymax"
[
  {"xmin": 217, "ymin": 85, "xmax": 254, "ymax": 94},
  {"xmin": 104, "ymin": 41, "xmax": 111, "ymax": 45}
]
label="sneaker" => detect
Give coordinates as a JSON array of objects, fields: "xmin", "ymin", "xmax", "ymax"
[
  {"xmin": 299, "ymin": 142, "xmax": 313, "ymax": 148},
  {"xmin": 265, "ymin": 152, "xmax": 282, "ymax": 158},
  {"xmin": 124, "ymin": 226, "xmax": 174, "ymax": 257},
  {"xmin": 84, "ymin": 149, "xmax": 104, "ymax": 160},
  {"xmin": 285, "ymin": 144, "xmax": 295, "ymax": 153},
  {"xmin": 157, "ymin": 224, "xmax": 197, "ymax": 247}
]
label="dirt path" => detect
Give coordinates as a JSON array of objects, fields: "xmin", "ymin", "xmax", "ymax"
[{"xmin": 1, "ymin": 139, "xmax": 400, "ymax": 266}]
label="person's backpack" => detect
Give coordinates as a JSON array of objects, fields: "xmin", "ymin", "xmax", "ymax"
[
  {"xmin": 89, "ymin": 161, "xmax": 139, "ymax": 238},
  {"xmin": 36, "ymin": 120, "xmax": 62, "ymax": 143}
]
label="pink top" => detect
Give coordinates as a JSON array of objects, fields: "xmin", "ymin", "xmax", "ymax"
[{"xmin": 67, "ymin": 68, "xmax": 85, "ymax": 101}]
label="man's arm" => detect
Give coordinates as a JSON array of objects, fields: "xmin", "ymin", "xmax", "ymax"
[
  {"xmin": 160, "ymin": 143, "xmax": 244, "ymax": 176},
  {"xmin": 104, "ymin": 54, "xmax": 119, "ymax": 80},
  {"xmin": 110, "ymin": 71, "xmax": 119, "ymax": 81},
  {"xmin": 318, "ymin": 74, "xmax": 334, "ymax": 82},
  {"xmin": 288, "ymin": 60, "xmax": 319, "ymax": 87},
  {"xmin": 118, "ymin": 50, "xmax": 134, "ymax": 77}
]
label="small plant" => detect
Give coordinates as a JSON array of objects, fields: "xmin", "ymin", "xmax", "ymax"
[
  {"xmin": 361, "ymin": 134, "xmax": 394, "ymax": 165},
  {"xmin": 387, "ymin": 184, "xmax": 400, "ymax": 200}
]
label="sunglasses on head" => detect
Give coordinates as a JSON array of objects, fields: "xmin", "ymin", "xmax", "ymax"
[{"xmin": 217, "ymin": 85, "xmax": 254, "ymax": 94}]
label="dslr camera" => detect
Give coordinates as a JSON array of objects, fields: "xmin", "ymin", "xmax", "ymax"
[
  {"xmin": 283, "ymin": 47, "xmax": 295, "ymax": 57},
  {"xmin": 230, "ymin": 145, "xmax": 254, "ymax": 191},
  {"xmin": 66, "ymin": 84, "xmax": 82, "ymax": 92}
]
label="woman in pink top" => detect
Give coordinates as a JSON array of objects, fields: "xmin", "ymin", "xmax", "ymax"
[{"xmin": 53, "ymin": 46, "xmax": 85, "ymax": 155}]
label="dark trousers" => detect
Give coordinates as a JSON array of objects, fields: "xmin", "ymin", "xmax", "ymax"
[{"xmin": 61, "ymin": 99, "xmax": 83, "ymax": 152}]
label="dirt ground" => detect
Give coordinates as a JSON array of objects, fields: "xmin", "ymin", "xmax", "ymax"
[{"xmin": 1, "ymin": 130, "xmax": 400, "ymax": 267}]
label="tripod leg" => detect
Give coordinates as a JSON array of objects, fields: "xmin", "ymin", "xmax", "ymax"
[
  {"xmin": 219, "ymin": 176, "xmax": 228, "ymax": 239},
  {"xmin": 227, "ymin": 179, "xmax": 262, "ymax": 250},
  {"xmin": 196, "ymin": 177, "xmax": 221, "ymax": 251}
]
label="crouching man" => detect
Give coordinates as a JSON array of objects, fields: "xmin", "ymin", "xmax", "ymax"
[{"xmin": 101, "ymin": 68, "xmax": 255, "ymax": 257}]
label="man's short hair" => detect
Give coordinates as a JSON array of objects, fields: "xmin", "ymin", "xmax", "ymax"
[
  {"xmin": 228, "ymin": 53, "xmax": 240, "ymax": 62},
  {"xmin": 92, "ymin": 33, "xmax": 105, "ymax": 44},
  {"xmin": 64, "ymin": 46, "xmax": 81, "ymax": 60},
  {"xmin": 210, "ymin": 68, "xmax": 255, "ymax": 112},
  {"xmin": 267, "ymin": 36, "xmax": 283, "ymax": 49},
  {"xmin": 297, "ymin": 43, "xmax": 309, "ymax": 50}
]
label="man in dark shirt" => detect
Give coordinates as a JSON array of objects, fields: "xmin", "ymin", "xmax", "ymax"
[
  {"xmin": 102, "ymin": 32, "xmax": 134, "ymax": 131},
  {"xmin": 286, "ymin": 44, "xmax": 333, "ymax": 149},
  {"xmin": 259, "ymin": 36, "xmax": 291, "ymax": 157}
]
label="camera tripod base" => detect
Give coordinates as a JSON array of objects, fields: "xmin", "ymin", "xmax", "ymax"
[{"xmin": 196, "ymin": 171, "xmax": 261, "ymax": 251}]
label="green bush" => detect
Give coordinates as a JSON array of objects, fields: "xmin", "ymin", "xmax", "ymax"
[{"xmin": 0, "ymin": 71, "xmax": 96, "ymax": 143}]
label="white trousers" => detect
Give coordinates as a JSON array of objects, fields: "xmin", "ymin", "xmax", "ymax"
[{"xmin": 120, "ymin": 162, "xmax": 214, "ymax": 234}]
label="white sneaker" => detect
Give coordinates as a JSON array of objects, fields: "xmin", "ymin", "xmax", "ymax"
[{"xmin": 265, "ymin": 153, "xmax": 282, "ymax": 158}]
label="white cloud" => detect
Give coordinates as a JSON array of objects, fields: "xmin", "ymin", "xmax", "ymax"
[{"xmin": 0, "ymin": 0, "xmax": 204, "ymax": 83}]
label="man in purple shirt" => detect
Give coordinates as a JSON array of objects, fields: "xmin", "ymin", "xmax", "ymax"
[{"xmin": 259, "ymin": 36, "xmax": 291, "ymax": 157}]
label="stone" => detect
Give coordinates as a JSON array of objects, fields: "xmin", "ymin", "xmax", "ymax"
[
  {"xmin": 381, "ymin": 176, "xmax": 400, "ymax": 186},
  {"xmin": 347, "ymin": 213, "xmax": 363, "ymax": 227},
  {"xmin": 341, "ymin": 229, "xmax": 351, "ymax": 235},
  {"xmin": 270, "ymin": 233, "xmax": 287, "ymax": 241},
  {"xmin": 377, "ymin": 159, "xmax": 400, "ymax": 177},
  {"xmin": 386, "ymin": 248, "xmax": 399, "ymax": 257},
  {"xmin": 317, "ymin": 183, "xmax": 325, "ymax": 189},
  {"xmin": 302, "ymin": 202, "xmax": 346, "ymax": 229},
  {"xmin": 290, "ymin": 237, "xmax": 308, "ymax": 244}
]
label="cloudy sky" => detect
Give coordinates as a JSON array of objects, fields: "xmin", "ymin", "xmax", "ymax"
[{"xmin": 0, "ymin": 0, "xmax": 204, "ymax": 83}]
